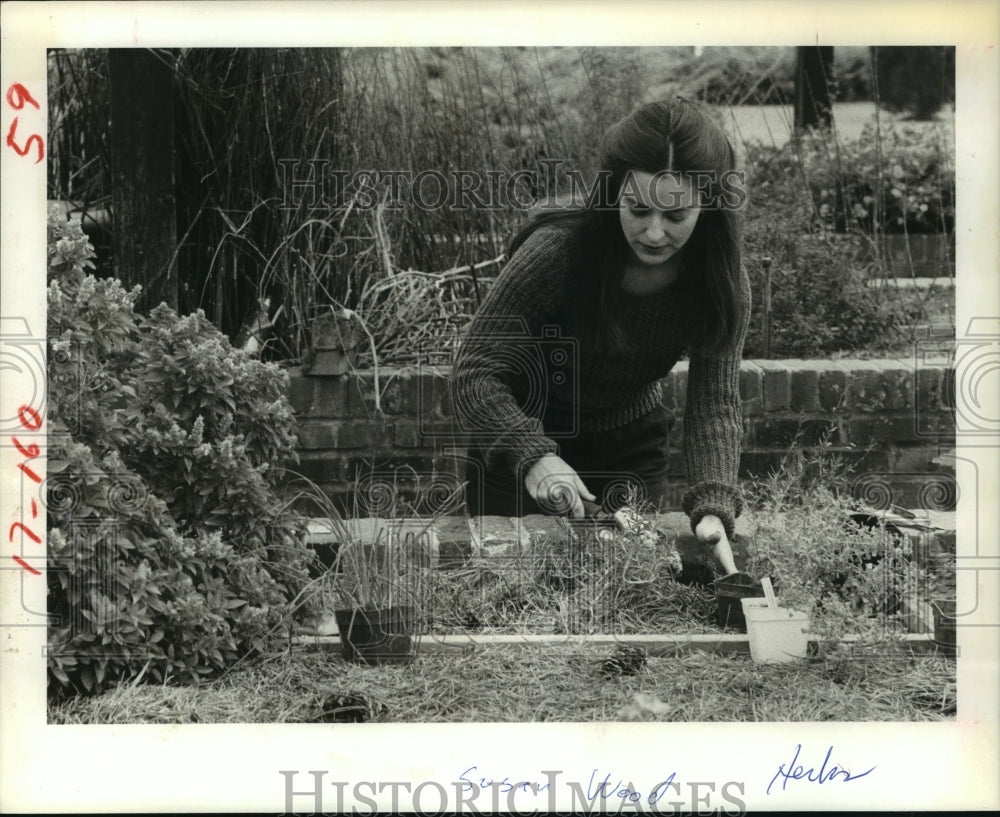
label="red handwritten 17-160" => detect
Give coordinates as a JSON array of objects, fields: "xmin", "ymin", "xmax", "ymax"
[
  {"xmin": 5, "ymin": 82, "xmax": 44, "ymax": 163},
  {"xmin": 10, "ymin": 405, "xmax": 43, "ymax": 574},
  {"xmin": 5, "ymin": 81, "xmax": 45, "ymax": 569}
]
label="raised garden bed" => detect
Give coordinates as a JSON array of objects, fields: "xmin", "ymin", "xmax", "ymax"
[
  {"xmin": 295, "ymin": 510, "xmax": 956, "ymax": 657},
  {"xmin": 859, "ymin": 233, "xmax": 955, "ymax": 278},
  {"xmin": 49, "ymin": 507, "xmax": 956, "ymax": 725}
]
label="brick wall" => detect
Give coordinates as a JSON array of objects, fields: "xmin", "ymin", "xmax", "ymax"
[{"xmin": 285, "ymin": 359, "xmax": 956, "ymax": 515}]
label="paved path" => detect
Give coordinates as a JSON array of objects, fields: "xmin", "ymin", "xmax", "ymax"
[
  {"xmin": 720, "ymin": 101, "xmax": 955, "ymax": 152},
  {"xmin": 869, "ymin": 277, "xmax": 954, "ymax": 289}
]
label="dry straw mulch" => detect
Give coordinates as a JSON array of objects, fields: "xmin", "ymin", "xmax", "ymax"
[{"xmin": 50, "ymin": 642, "xmax": 955, "ymax": 724}]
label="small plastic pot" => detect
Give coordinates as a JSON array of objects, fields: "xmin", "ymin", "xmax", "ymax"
[
  {"xmin": 714, "ymin": 571, "xmax": 765, "ymax": 632},
  {"xmin": 334, "ymin": 605, "xmax": 416, "ymax": 666},
  {"xmin": 931, "ymin": 599, "xmax": 957, "ymax": 657},
  {"xmin": 741, "ymin": 598, "xmax": 809, "ymax": 663}
]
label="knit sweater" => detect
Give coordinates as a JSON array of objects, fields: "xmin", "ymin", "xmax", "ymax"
[{"xmin": 451, "ymin": 222, "xmax": 750, "ymax": 538}]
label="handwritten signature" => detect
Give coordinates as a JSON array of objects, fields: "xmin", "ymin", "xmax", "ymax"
[
  {"xmin": 457, "ymin": 767, "xmax": 554, "ymax": 795},
  {"xmin": 457, "ymin": 767, "xmax": 671, "ymax": 803},
  {"xmin": 767, "ymin": 744, "xmax": 876, "ymax": 795}
]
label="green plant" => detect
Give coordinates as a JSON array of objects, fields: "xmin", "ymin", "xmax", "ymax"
[
  {"xmin": 746, "ymin": 501, "xmax": 929, "ymax": 643},
  {"xmin": 46, "ymin": 48, "xmax": 559, "ymax": 362},
  {"xmin": 744, "ymin": 426, "xmax": 853, "ymax": 514},
  {"xmin": 46, "ymin": 210, "xmax": 313, "ymax": 695},
  {"xmin": 743, "ymin": 209, "xmax": 902, "ymax": 358},
  {"xmin": 741, "ymin": 117, "xmax": 955, "ymax": 357},
  {"xmin": 329, "ymin": 264, "xmax": 481, "ymax": 368},
  {"xmin": 746, "ymin": 123, "xmax": 955, "ymax": 236},
  {"xmin": 49, "ymin": 47, "xmax": 954, "ymax": 365},
  {"xmin": 543, "ymin": 526, "xmax": 712, "ymax": 635},
  {"xmin": 873, "ymin": 46, "xmax": 955, "ymax": 121},
  {"xmin": 743, "ymin": 441, "xmax": 949, "ymax": 643},
  {"xmin": 681, "ymin": 47, "xmax": 796, "ymax": 106},
  {"xmin": 286, "ymin": 465, "xmax": 443, "ymax": 616},
  {"xmin": 328, "ymin": 531, "xmax": 422, "ymax": 612}
]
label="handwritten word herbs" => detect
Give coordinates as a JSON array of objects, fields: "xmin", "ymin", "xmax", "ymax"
[{"xmin": 767, "ymin": 744, "xmax": 876, "ymax": 795}]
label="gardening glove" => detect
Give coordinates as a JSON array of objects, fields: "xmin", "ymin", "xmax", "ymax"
[
  {"xmin": 696, "ymin": 514, "xmax": 739, "ymax": 577},
  {"xmin": 524, "ymin": 454, "xmax": 596, "ymax": 519}
]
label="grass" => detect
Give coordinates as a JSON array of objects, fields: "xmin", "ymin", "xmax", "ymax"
[{"xmin": 48, "ymin": 642, "xmax": 955, "ymax": 724}]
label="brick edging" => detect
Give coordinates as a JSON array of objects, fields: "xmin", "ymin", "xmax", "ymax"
[{"xmin": 286, "ymin": 359, "xmax": 956, "ymax": 514}]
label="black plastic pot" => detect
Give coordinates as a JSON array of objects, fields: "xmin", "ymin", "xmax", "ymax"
[
  {"xmin": 715, "ymin": 572, "xmax": 765, "ymax": 632},
  {"xmin": 931, "ymin": 599, "xmax": 957, "ymax": 657},
  {"xmin": 307, "ymin": 542, "xmax": 340, "ymax": 579},
  {"xmin": 334, "ymin": 605, "xmax": 416, "ymax": 666}
]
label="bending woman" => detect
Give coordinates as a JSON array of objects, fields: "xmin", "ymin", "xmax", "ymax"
[{"xmin": 452, "ymin": 98, "xmax": 749, "ymax": 575}]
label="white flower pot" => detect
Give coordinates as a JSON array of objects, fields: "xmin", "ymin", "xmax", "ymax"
[{"xmin": 741, "ymin": 598, "xmax": 810, "ymax": 663}]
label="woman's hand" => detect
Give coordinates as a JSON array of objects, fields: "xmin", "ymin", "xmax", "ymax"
[
  {"xmin": 695, "ymin": 514, "xmax": 739, "ymax": 576},
  {"xmin": 524, "ymin": 454, "xmax": 596, "ymax": 519}
]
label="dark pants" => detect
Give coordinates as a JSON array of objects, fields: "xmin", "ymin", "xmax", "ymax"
[{"xmin": 465, "ymin": 405, "xmax": 672, "ymax": 517}]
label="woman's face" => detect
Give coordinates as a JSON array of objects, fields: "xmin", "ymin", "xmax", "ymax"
[{"xmin": 618, "ymin": 170, "xmax": 700, "ymax": 272}]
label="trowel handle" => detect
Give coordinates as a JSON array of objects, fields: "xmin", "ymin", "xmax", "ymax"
[
  {"xmin": 705, "ymin": 529, "xmax": 739, "ymax": 577},
  {"xmin": 761, "ymin": 576, "xmax": 778, "ymax": 606}
]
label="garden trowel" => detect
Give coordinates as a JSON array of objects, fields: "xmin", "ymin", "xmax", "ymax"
[{"xmin": 714, "ymin": 570, "xmax": 765, "ymax": 631}]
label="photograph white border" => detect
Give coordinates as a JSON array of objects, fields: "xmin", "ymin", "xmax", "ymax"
[{"xmin": 2, "ymin": 1, "xmax": 997, "ymax": 812}]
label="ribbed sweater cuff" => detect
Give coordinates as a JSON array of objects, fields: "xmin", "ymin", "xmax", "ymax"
[
  {"xmin": 488, "ymin": 436, "xmax": 559, "ymax": 476},
  {"xmin": 681, "ymin": 481, "xmax": 743, "ymax": 540}
]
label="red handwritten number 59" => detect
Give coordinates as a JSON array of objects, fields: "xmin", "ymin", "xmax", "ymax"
[{"xmin": 5, "ymin": 83, "xmax": 44, "ymax": 164}]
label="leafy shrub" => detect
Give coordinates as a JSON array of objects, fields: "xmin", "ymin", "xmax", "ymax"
[
  {"xmin": 678, "ymin": 47, "xmax": 796, "ymax": 106},
  {"xmin": 742, "ymin": 200, "xmax": 901, "ymax": 358},
  {"xmin": 46, "ymin": 208, "xmax": 313, "ymax": 695},
  {"xmin": 746, "ymin": 123, "xmax": 955, "ymax": 235},
  {"xmin": 679, "ymin": 46, "xmax": 874, "ymax": 107},
  {"xmin": 740, "ymin": 120, "xmax": 954, "ymax": 357},
  {"xmin": 873, "ymin": 46, "xmax": 955, "ymax": 121},
  {"xmin": 832, "ymin": 50, "xmax": 874, "ymax": 103}
]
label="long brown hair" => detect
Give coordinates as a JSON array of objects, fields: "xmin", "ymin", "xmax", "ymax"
[{"xmin": 509, "ymin": 97, "xmax": 746, "ymax": 357}]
